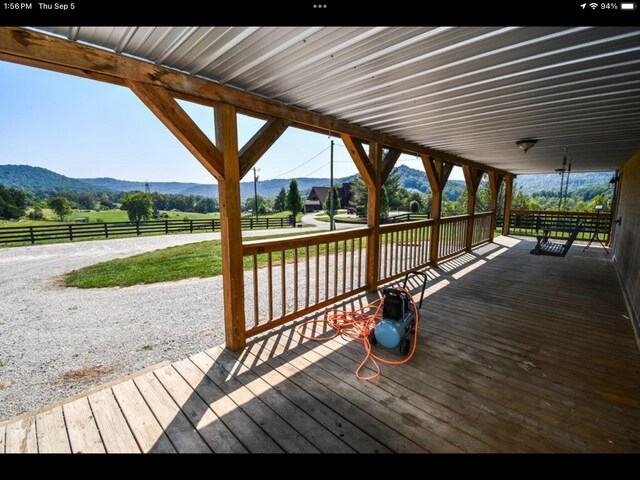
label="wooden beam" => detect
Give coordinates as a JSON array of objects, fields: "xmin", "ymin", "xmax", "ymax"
[
  {"xmin": 341, "ymin": 134, "xmax": 375, "ymax": 188},
  {"xmin": 503, "ymin": 176, "xmax": 514, "ymax": 236},
  {"xmin": 215, "ymin": 103, "xmax": 246, "ymax": 351},
  {"xmin": 0, "ymin": 27, "xmax": 512, "ymax": 178},
  {"xmin": 366, "ymin": 143, "xmax": 383, "ymax": 293},
  {"xmin": 380, "ymin": 148, "xmax": 402, "ymax": 184},
  {"xmin": 128, "ymin": 81, "xmax": 224, "ymax": 180},
  {"xmin": 238, "ymin": 117, "xmax": 290, "ymax": 179},
  {"xmin": 488, "ymin": 172, "xmax": 505, "ymax": 242}
]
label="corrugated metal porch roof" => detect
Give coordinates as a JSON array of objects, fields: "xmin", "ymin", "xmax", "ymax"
[{"xmin": 33, "ymin": 26, "xmax": 640, "ymax": 174}]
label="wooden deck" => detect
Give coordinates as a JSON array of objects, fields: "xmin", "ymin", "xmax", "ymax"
[{"xmin": 2, "ymin": 235, "xmax": 639, "ymax": 453}]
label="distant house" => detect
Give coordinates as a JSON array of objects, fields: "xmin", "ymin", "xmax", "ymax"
[
  {"xmin": 304, "ymin": 186, "xmax": 329, "ymax": 213},
  {"xmin": 304, "ymin": 182, "xmax": 355, "ymax": 213}
]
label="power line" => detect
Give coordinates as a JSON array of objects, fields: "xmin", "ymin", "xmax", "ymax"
[
  {"xmin": 300, "ymin": 161, "xmax": 330, "ymax": 177},
  {"xmin": 267, "ymin": 145, "xmax": 331, "ymax": 179}
]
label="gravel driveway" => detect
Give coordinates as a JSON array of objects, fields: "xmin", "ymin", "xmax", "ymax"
[{"xmin": 0, "ymin": 228, "xmax": 309, "ymax": 421}]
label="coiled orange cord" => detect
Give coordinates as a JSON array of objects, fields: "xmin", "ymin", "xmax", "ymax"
[{"xmin": 297, "ymin": 287, "xmax": 420, "ymax": 381}]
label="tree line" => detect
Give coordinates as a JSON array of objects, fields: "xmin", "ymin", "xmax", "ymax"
[{"xmin": 1, "ymin": 172, "xmax": 613, "ymax": 223}]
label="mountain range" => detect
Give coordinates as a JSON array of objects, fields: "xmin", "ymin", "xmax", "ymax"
[{"xmin": 0, "ymin": 164, "xmax": 613, "ymax": 201}]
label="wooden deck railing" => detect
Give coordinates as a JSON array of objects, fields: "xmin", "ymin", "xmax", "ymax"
[
  {"xmin": 438, "ymin": 214, "xmax": 469, "ymax": 260},
  {"xmin": 378, "ymin": 219, "xmax": 434, "ymax": 284},
  {"xmin": 242, "ymin": 228, "xmax": 370, "ymax": 337},
  {"xmin": 500, "ymin": 210, "xmax": 612, "ymax": 241},
  {"xmin": 472, "ymin": 211, "xmax": 493, "ymax": 246}
]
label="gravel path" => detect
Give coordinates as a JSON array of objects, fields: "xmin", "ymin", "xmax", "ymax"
[{"xmin": 0, "ymin": 228, "xmax": 312, "ymax": 421}]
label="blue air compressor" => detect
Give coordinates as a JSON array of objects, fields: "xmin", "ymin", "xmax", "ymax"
[{"xmin": 369, "ymin": 271, "xmax": 428, "ymax": 356}]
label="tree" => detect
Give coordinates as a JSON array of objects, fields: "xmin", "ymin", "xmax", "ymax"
[
  {"xmin": 406, "ymin": 190, "xmax": 425, "ymax": 212},
  {"xmin": 353, "ymin": 176, "xmax": 368, "ymax": 213},
  {"xmin": 383, "ymin": 172, "xmax": 408, "ymax": 211},
  {"xmin": 380, "ymin": 187, "xmax": 390, "ymax": 219},
  {"xmin": 323, "ymin": 186, "xmax": 341, "ymax": 218},
  {"xmin": 0, "ymin": 186, "xmax": 27, "ymax": 220},
  {"xmin": 274, "ymin": 187, "xmax": 287, "ymax": 212},
  {"xmin": 286, "ymin": 179, "xmax": 303, "ymax": 217},
  {"xmin": 27, "ymin": 207, "xmax": 45, "ymax": 220},
  {"xmin": 48, "ymin": 197, "xmax": 73, "ymax": 221},
  {"xmin": 587, "ymin": 193, "xmax": 609, "ymax": 212},
  {"xmin": 120, "ymin": 192, "xmax": 152, "ymax": 223}
]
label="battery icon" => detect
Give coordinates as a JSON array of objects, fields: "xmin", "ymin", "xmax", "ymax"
[{"xmin": 621, "ymin": 2, "xmax": 636, "ymax": 9}]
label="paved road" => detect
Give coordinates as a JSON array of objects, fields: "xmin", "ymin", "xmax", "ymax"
[
  {"xmin": 301, "ymin": 212, "xmax": 364, "ymax": 230},
  {"xmin": 0, "ymin": 228, "xmax": 311, "ymax": 420}
]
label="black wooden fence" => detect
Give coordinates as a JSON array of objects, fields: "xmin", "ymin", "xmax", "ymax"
[{"xmin": 0, "ymin": 217, "xmax": 292, "ymax": 245}]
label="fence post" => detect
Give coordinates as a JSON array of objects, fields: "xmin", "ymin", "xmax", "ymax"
[
  {"xmin": 136, "ymin": 222, "xmax": 141, "ymax": 236},
  {"xmin": 165, "ymin": 220, "xmax": 169, "ymax": 234},
  {"xmin": 29, "ymin": 226, "xmax": 35, "ymax": 244},
  {"xmin": 266, "ymin": 218, "xmax": 270, "ymax": 229},
  {"xmin": 68, "ymin": 225, "xmax": 73, "ymax": 241},
  {"xmin": 190, "ymin": 220, "xmax": 193, "ymax": 233},
  {"xmin": 104, "ymin": 223, "xmax": 109, "ymax": 238}
]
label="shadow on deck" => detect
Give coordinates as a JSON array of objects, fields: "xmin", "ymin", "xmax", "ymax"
[{"xmin": 2, "ymin": 236, "xmax": 639, "ymax": 453}]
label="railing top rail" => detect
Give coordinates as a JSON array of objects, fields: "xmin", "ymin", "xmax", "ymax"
[
  {"xmin": 242, "ymin": 227, "xmax": 371, "ymax": 256},
  {"xmin": 380, "ymin": 218, "xmax": 435, "ymax": 233},
  {"xmin": 474, "ymin": 211, "xmax": 494, "ymax": 218},
  {"xmin": 511, "ymin": 209, "xmax": 612, "ymax": 218},
  {"xmin": 440, "ymin": 213, "xmax": 472, "ymax": 224}
]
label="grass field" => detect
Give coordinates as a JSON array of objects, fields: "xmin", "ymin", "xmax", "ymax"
[{"xmin": 64, "ymin": 230, "xmax": 328, "ymax": 288}]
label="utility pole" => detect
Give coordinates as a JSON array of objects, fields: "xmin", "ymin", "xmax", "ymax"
[
  {"xmin": 253, "ymin": 167, "xmax": 259, "ymax": 219},
  {"xmin": 329, "ymin": 140, "xmax": 335, "ymax": 231}
]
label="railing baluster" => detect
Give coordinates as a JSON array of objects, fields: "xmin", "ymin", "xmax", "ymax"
[
  {"xmin": 358, "ymin": 237, "xmax": 362, "ymax": 287},
  {"xmin": 334, "ymin": 241, "xmax": 339, "ymax": 297},
  {"xmin": 253, "ymin": 254, "xmax": 259, "ymax": 328},
  {"xmin": 350, "ymin": 237, "xmax": 355, "ymax": 292},
  {"xmin": 305, "ymin": 245, "xmax": 310, "ymax": 309},
  {"xmin": 315, "ymin": 243, "xmax": 320, "ymax": 304},
  {"xmin": 281, "ymin": 249, "xmax": 286, "ymax": 318},
  {"xmin": 268, "ymin": 252, "xmax": 273, "ymax": 321},
  {"xmin": 342, "ymin": 239, "xmax": 347, "ymax": 295},
  {"xmin": 325, "ymin": 242, "xmax": 329, "ymax": 301},
  {"xmin": 294, "ymin": 247, "xmax": 299, "ymax": 312}
]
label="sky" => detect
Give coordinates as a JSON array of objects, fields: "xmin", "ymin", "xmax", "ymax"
[{"xmin": 0, "ymin": 61, "xmax": 464, "ymax": 185}]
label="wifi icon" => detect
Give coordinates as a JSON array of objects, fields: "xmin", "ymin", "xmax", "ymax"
[{"xmin": 590, "ymin": 2, "xmax": 599, "ymax": 8}]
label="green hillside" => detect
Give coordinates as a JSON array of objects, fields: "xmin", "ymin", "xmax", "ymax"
[
  {"xmin": 0, "ymin": 165, "xmax": 103, "ymax": 193},
  {"xmin": 0, "ymin": 164, "xmax": 614, "ymax": 204}
]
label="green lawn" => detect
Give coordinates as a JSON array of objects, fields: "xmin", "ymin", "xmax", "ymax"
[{"xmin": 64, "ymin": 230, "xmax": 328, "ymax": 288}]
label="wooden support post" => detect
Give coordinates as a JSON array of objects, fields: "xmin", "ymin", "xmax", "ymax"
[
  {"xmin": 367, "ymin": 143, "xmax": 383, "ymax": 292},
  {"xmin": 422, "ymin": 155, "xmax": 453, "ymax": 264},
  {"xmin": 463, "ymin": 166, "xmax": 484, "ymax": 251},
  {"xmin": 488, "ymin": 172, "xmax": 504, "ymax": 241},
  {"xmin": 503, "ymin": 176, "xmax": 514, "ymax": 236},
  {"xmin": 341, "ymin": 134, "xmax": 381, "ymax": 292},
  {"xmin": 215, "ymin": 103, "xmax": 246, "ymax": 351}
]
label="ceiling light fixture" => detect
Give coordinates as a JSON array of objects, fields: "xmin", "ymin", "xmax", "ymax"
[{"xmin": 516, "ymin": 139, "xmax": 538, "ymax": 154}]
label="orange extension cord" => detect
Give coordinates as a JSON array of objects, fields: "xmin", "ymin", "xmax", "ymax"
[{"xmin": 297, "ymin": 287, "xmax": 420, "ymax": 381}]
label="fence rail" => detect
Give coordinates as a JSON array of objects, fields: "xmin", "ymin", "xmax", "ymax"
[
  {"xmin": 0, "ymin": 217, "xmax": 292, "ymax": 245},
  {"xmin": 242, "ymin": 227, "xmax": 370, "ymax": 337},
  {"xmin": 378, "ymin": 219, "xmax": 434, "ymax": 284},
  {"xmin": 498, "ymin": 210, "xmax": 612, "ymax": 241}
]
